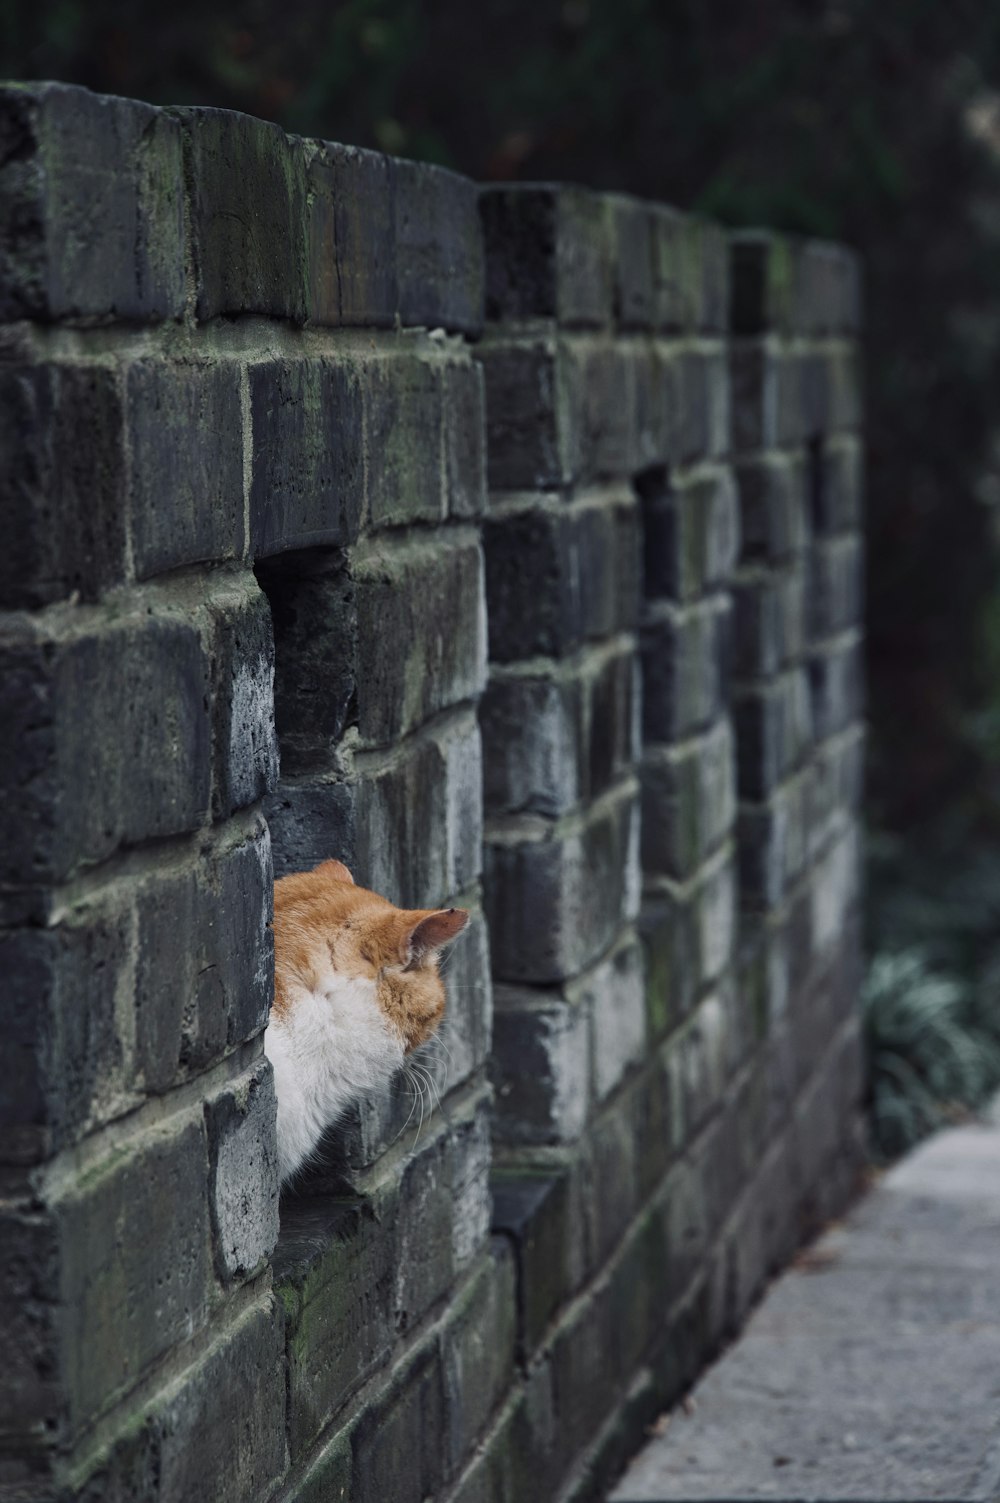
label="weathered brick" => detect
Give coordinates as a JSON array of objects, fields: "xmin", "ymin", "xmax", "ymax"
[
  {"xmin": 305, "ymin": 140, "xmax": 397, "ymax": 326},
  {"xmin": 563, "ymin": 337, "xmax": 636, "ymax": 479},
  {"xmin": 806, "ymin": 534, "xmax": 863, "ymax": 640},
  {"xmin": 612, "ymin": 196, "xmax": 656, "ymax": 328},
  {"xmin": 444, "ymin": 359, "xmax": 487, "ymax": 518},
  {"xmin": 640, "ymin": 463, "xmax": 739, "ymax": 604},
  {"xmin": 362, "ymin": 346, "xmax": 445, "ymax": 528},
  {"xmin": 249, "ymin": 356, "xmax": 364, "ymax": 557},
  {"xmin": 735, "ymin": 452, "xmax": 809, "ymax": 561},
  {"xmin": 0, "ymin": 360, "xmax": 126, "ymax": 610},
  {"xmin": 351, "ymin": 1341, "xmax": 446, "ymax": 1503},
  {"xmin": 731, "ymin": 564, "xmax": 805, "ymax": 678},
  {"xmin": 0, "ymin": 82, "xmax": 185, "ymax": 322},
  {"xmin": 0, "ymin": 604, "xmax": 211, "ymax": 885},
  {"xmin": 485, "ymin": 780, "xmax": 639, "ymax": 983},
  {"xmin": 738, "ymin": 778, "xmax": 807, "ymax": 910},
  {"xmin": 353, "ymin": 530, "xmax": 487, "ymax": 746},
  {"xmin": 641, "ymin": 717, "xmax": 735, "ymax": 880},
  {"xmin": 809, "ymin": 821, "xmax": 861, "ymax": 959},
  {"xmin": 265, "ymin": 774, "xmax": 356, "ymax": 880},
  {"xmin": 204, "ymin": 1061, "xmax": 279, "ymax": 1284},
  {"xmin": 0, "ymin": 1207, "xmax": 62, "ymax": 1448},
  {"xmin": 729, "ymin": 232, "xmax": 795, "ymax": 337},
  {"xmin": 650, "ymin": 205, "xmax": 688, "ymax": 331},
  {"xmin": 810, "ymin": 434, "xmax": 863, "ymax": 535},
  {"xmin": 126, "ymin": 357, "xmax": 244, "ymax": 579},
  {"xmin": 549, "ymin": 1273, "xmax": 617, "ymax": 1465},
  {"xmin": 179, "ymin": 105, "xmax": 308, "ymax": 323},
  {"xmin": 641, "ymin": 595, "xmax": 731, "ymax": 744},
  {"xmin": 205, "ymin": 575, "xmax": 278, "ymax": 818},
  {"xmin": 795, "ymin": 240, "xmax": 863, "ymax": 336},
  {"xmin": 806, "ymin": 631, "xmax": 864, "ymax": 740},
  {"xmin": 477, "ymin": 337, "xmax": 570, "ymax": 490},
  {"xmin": 482, "ymin": 641, "xmax": 638, "ymax": 819},
  {"xmin": 484, "ymin": 491, "xmax": 639, "ymax": 663},
  {"xmin": 586, "ymin": 931, "xmax": 647, "ymax": 1102},
  {"xmin": 492, "ymin": 1170, "xmax": 583, "ymax": 1356},
  {"xmin": 683, "ymin": 217, "xmax": 730, "ymax": 334},
  {"xmin": 678, "ymin": 346, "xmax": 729, "ymax": 462},
  {"xmin": 631, "ymin": 341, "xmax": 677, "ymax": 468},
  {"xmin": 395, "ymin": 157, "xmax": 483, "ymax": 335},
  {"xmin": 481, "ymin": 184, "xmax": 612, "ymax": 327},
  {"xmin": 490, "ymin": 985, "xmax": 591, "ymax": 1144},
  {"xmin": 442, "ymin": 1244, "xmax": 517, "ymax": 1472},
  {"xmin": 732, "ymin": 668, "xmax": 813, "ymax": 799}
]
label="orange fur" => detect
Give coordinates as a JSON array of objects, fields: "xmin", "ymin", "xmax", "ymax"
[{"xmin": 272, "ymin": 859, "xmax": 468, "ymax": 1051}]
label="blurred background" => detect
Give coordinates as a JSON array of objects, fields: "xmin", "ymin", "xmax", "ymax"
[{"xmin": 6, "ymin": 0, "xmax": 1000, "ymax": 1154}]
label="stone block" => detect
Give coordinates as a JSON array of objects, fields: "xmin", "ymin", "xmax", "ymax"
[
  {"xmin": 254, "ymin": 547, "xmax": 355, "ymax": 777},
  {"xmin": 362, "ymin": 345, "xmax": 447, "ymax": 528},
  {"xmin": 481, "ymin": 184, "xmax": 612, "ymax": 326},
  {"xmin": 484, "ymin": 780, "xmax": 639, "ymax": 983},
  {"xmin": 0, "ymin": 603, "xmax": 211, "ymax": 885},
  {"xmin": 0, "ymin": 360, "xmax": 126, "ymax": 609},
  {"xmin": 353, "ymin": 530, "xmax": 487, "ymax": 746},
  {"xmin": 490, "ymin": 985, "xmax": 591, "ymax": 1145},
  {"xmin": 305, "ymin": 140, "xmax": 397, "ymax": 326},
  {"xmin": 732, "ymin": 668, "xmax": 813, "ymax": 799},
  {"xmin": 444, "ymin": 359, "xmax": 487, "ymax": 518},
  {"xmin": 477, "ymin": 337, "xmax": 569, "ymax": 490},
  {"xmin": 204, "ymin": 575, "xmax": 278, "ymax": 818},
  {"xmin": 807, "ymin": 535, "xmax": 864, "ymax": 641},
  {"xmin": 442, "ymin": 1244, "xmax": 517, "ymax": 1472},
  {"xmin": 395, "ymin": 157, "xmax": 483, "ymax": 335},
  {"xmin": 612, "ymin": 196, "xmax": 656, "ymax": 328},
  {"xmin": 484, "ymin": 491, "xmax": 639, "ymax": 663},
  {"xmin": 640, "ymin": 463, "xmax": 739, "ymax": 604},
  {"xmin": 678, "ymin": 346, "xmax": 729, "ymax": 462},
  {"xmin": 204, "ymin": 1060, "xmax": 279, "ymax": 1284},
  {"xmin": 641, "ymin": 717, "xmax": 735, "ymax": 881},
  {"xmin": 178, "ymin": 105, "xmax": 308, "ymax": 322},
  {"xmin": 126, "ymin": 356, "xmax": 244, "ymax": 579},
  {"xmin": 563, "ymin": 337, "xmax": 637, "ymax": 479},
  {"xmin": 731, "ymin": 564, "xmax": 805, "ymax": 678},
  {"xmin": 0, "ymin": 82, "xmax": 185, "ymax": 321},
  {"xmin": 265, "ymin": 775, "xmax": 356, "ymax": 879},
  {"xmin": 806, "ymin": 631, "xmax": 864, "ymax": 740},
  {"xmin": 641, "ymin": 595, "xmax": 731, "ymax": 744},
  {"xmin": 482, "ymin": 641, "xmax": 638, "ymax": 819},
  {"xmin": 249, "ymin": 356, "xmax": 364, "ymax": 557},
  {"xmin": 735, "ymin": 452, "xmax": 809, "ymax": 561}
]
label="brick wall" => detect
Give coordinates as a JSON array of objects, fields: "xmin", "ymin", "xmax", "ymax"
[{"xmin": 0, "ymin": 81, "xmax": 865, "ymax": 1503}]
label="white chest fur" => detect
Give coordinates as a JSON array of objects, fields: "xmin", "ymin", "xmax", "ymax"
[{"xmin": 264, "ymin": 970, "xmax": 404, "ymax": 1182}]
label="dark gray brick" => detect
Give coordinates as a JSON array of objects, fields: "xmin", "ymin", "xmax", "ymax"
[
  {"xmin": 444, "ymin": 359, "xmax": 487, "ymax": 518},
  {"xmin": 806, "ymin": 633, "xmax": 864, "ymax": 740},
  {"xmin": 730, "ymin": 341, "xmax": 780, "ymax": 453},
  {"xmin": 0, "ymin": 1209, "xmax": 62, "ymax": 1447},
  {"xmin": 178, "ymin": 105, "xmax": 308, "ymax": 323},
  {"xmin": 612, "ymin": 196, "xmax": 656, "ymax": 329},
  {"xmin": 731, "ymin": 565, "xmax": 805, "ymax": 678},
  {"xmin": 806, "ymin": 535, "xmax": 863, "ymax": 641},
  {"xmin": 204, "ymin": 576, "xmax": 278, "ymax": 819},
  {"xmin": 729, "ymin": 232, "xmax": 794, "ymax": 337},
  {"xmin": 305, "ymin": 140, "xmax": 397, "ymax": 326},
  {"xmin": 679, "ymin": 345, "xmax": 729, "ymax": 461},
  {"xmin": 491, "ymin": 1170, "xmax": 581, "ymax": 1356},
  {"xmin": 641, "ymin": 718, "xmax": 735, "ymax": 881},
  {"xmin": 738, "ymin": 780, "xmax": 808, "ymax": 910},
  {"xmin": 249, "ymin": 356, "xmax": 364, "ymax": 557},
  {"xmin": 735, "ymin": 453, "xmax": 809, "ymax": 562},
  {"xmin": 0, "ymin": 360, "xmax": 126, "ymax": 609},
  {"xmin": 127, "ymin": 357, "xmax": 244, "ymax": 579},
  {"xmin": 810, "ymin": 435, "xmax": 863, "ymax": 535},
  {"xmin": 204, "ymin": 1061, "xmax": 279, "ymax": 1284},
  {"xmin": 641, "ymin": 596, "xmax": 731, "ymax": 744},
  {"xmin": 442, "ymin": 1243, "xmax": 517, "ymax": 1471},
  {"xmin": 395, "ymin": 157, "xmax": 483, "ymax": 335},
  {"xmin": 0, "ymin": 82, "xmax": 185, "ymax": 322},
  {"xmin": 490, "ymin": 985, "xmax": 591, "ymax": 1144},
  {"xmin": 564, "ymin": 337, "xmax": 637, "ymax": 479},
  {"xmin": 264, "ymin": 775, "xmax": 356, "ymax": 880},
  {"xmin": 362, "ymin": 348, "xmax": 444, "ymax": 528},
  {"xmin": 477, "ymin": 337, "xmax": 569, "ymax": 490},
  {"xmin": 351, "ymin": 1341, "xmax": 445, "ymax": 1503},
  {"xmin": 481, "ymin": 184, "xmax": 612, "ymax": 327},
  {"xmin": 732, "ymin": 668, "xmax": 813, "ymax": 799},
  {"xmin": 640, "ymin": 464, "xmax": 739, "ymax": 604}
]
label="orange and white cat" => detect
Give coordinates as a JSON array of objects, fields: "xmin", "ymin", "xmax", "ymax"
[{"xmin": 264, "ymin": 858, "xmax": 468, "ymax": 1183}]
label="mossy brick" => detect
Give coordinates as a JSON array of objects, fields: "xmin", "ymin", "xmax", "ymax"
[
  {"xmin": 0, "ymin": 895, "xmax": 133, "ymax": 1166},
  {"xmin": 612, "ymin": 196, "xmax": 656, "ymax": 328},
  {"xmin": 482, "ymin": 641, "xmax": 637, "ymax": 819},
  {"xmin": 480, "ymin": 184, "xmax": 612, "ymax": 327},
  {"xmin": 264, "ymin": 775, "xmax": 356, "ymax": 880},
  {"xmin": 641, "ymin": 717, "xmax": 735, "ymax": 881},
  {"xmin": 811, "ymin": 435, "xmax": 863, "ymax": 535},
  {"xmin": 678, "ymin": 345, "xmax": 730, "ymax": 461},
  {"xmin": 806, "ymin": 631, "xmax": 863, "ymax": 740},
  {"xmin": 444, "ymin": 359, "xmax": 487, "ymax": 518},
  {"xmin": 491, "ymin": 1170, "xmax": 580, "ymax": 1357},
  {"xmin": 729, "ymin": 232, "xmax": 796, "ymax": 337},
  {"xmin": 355, "ymin": 709, "xmax": 482, "ymax": 908},
  {"xmin": 0, "ymin": 607, "xmax": 211, "ymax": 885},
  {"xmin": 442, "ymin": 1242, "xmax": 517, "ymax": 1472},
  {"xmin": 735, "ymin": 452, "xmax": 809, "ymax": 562},
  {"xmin": 305, "ymin": 140, "xmax": 397, "ymax": 326},
  {"xmin": 640, "ymin": 464, "xmax": 739, "ymax": 604},
  {"xmin": 490, "ymin": 985, "xmax": 591, "ymax": 1145},
  {"xmin": 152, "ymin": 1298, "xmax": 286, "ymax": 1503},
  {"xmin": 204, "ymin": 1061, "xmax": 279, "ymax": 1284},
  {"xmin": 806, "ymin": 534, "xmax": 863, "ymax": 641},
  {"xmin": 178, "ymin": 105, "xmax": 308, "ymax": 322},
  {"xmin": 0, "ymin": 360, "xmax": 126, "ymax": 610},
  {"xmin": 205, "ymin": 575, "xmax": 278, "ymax": 819},
  {"xmin": 126, "ymin": 357, "xmax": 244, "ymax": 580},
  {"xmin": 351, "ymin": 1340, "xmax": 446, "ymax": 1503},
  {"xmin": 483, "ymin": 492, "xmax": 639, "ymax": 663},
  {"xmin": 353, "ymin": 530, "xmax": 487, "ymax": 747},
  {"xmin": 362, "ymin": 348, "xmax": 445, "ymax": 528},
  {"xmin": 48, "ymin": 1115, "xmax": 213, "ymax": 1438},
  {"xmin": 0, "ymin": 82, "xmax": 185, "ymax": 322},
  {"xmin": 477, "ymin": 337, "xmax": 570, "ymax": 490},
  {"xmin": 394, "ymin": 157, "xmax": 483, "ymax": 335},
  {"xmin": 485, "ymin": 780, "xmax": 639, "ymax": 984},
  {"xmin": 731, "ymin": 564, "xmax": 805, "ymax": 678},
  {"xmin": 254, "ymin": 547, "xmax": 356, "ymax": 778},
  {"xmin": 641, "ymin": 595, "xmax": 731, "ymax": 744},
  {"xmin": 249, "ymin": 356, "xmax": 364, "ymax": 557},
  {"xmin": 732, "ymin": 667, "xmax": 813, "ymax": 799}
]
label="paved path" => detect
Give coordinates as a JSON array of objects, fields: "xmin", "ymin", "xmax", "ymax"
[{"xmin": 609, "ymin": 1110, "xmax": 1000, "ymax": 1502}]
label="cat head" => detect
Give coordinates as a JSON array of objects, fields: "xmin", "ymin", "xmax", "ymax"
[{"xmin": 272, "ymin": 858, "xmax": 468, "ymax": 1052}]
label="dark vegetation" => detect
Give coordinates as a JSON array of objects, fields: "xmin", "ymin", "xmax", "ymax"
[{"xmin": 5, "ymin": 0, "xmax": 1000, "ymax": 1150}]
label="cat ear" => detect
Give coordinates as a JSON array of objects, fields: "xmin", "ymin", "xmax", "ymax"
[
  {"xmin": 399, "ymin": 907, "xmax": 469, "ymax": 964},
  {"xmin": 316, "ymin": 859, "xmax": 354, "ymax": 885}
]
